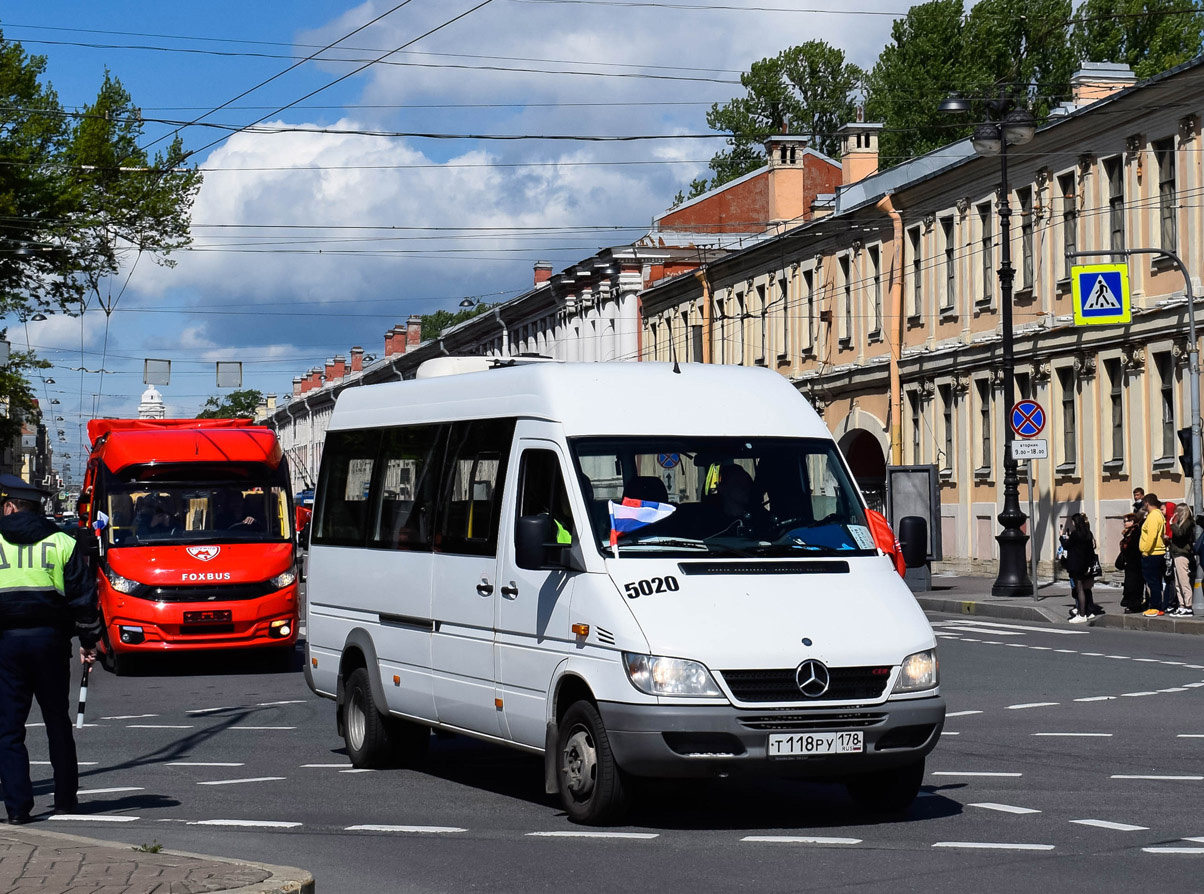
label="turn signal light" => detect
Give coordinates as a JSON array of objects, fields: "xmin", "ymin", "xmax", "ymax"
[
  {"xmin": 494, "ymin": 698, "xmax": 504, "ymax": 709},
  {"xmin": 311, "ymin": 657, "xmax": 318, "ymax": 668},
  {"xmin": 393, "ymin": 675, "xmax": 401, "ymax": 685},
  {"xmin": 571, "ymin": 623, "xmax": 589, "ymax": 637}
]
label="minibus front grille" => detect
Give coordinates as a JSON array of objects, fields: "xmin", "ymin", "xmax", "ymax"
[
  {"xmin": 720, "ymin": 667, "xmax": 891, "ymax": 703},
  {"xmin": 136, "ymin": 582, "xmax": 277, "ymax": 603},
  {"xmin": 737, "ymin": 711, "xmax": 888, "ymax": 732}
]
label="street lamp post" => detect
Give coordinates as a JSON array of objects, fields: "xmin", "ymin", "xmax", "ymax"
[{"xmin": 941, "ymin": 92, "xmax": 1036, "ymax": 597}]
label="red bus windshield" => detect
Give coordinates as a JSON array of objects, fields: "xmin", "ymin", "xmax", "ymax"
[{"xmin": 98, "ymin": 463, "xmax": 293, "ymax": 548}]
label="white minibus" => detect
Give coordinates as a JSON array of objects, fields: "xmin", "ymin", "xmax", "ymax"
[{"xmin": 303, "ymin": 360, "xmax": 943, "ymax": 824}]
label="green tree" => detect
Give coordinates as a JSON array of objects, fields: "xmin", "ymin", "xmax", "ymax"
[
  {"xmin": 197, "ymin": 389, "xmax": 264, "ymax": 420},
  {"xmin": 0, "ymin": 34, "xmax": 200, "ymax": 319},
  {"xmin": 1071, "ymin": 0, "xmax": 1204, "ymax": 79},
  {"xmin": 420, "ymin": 303, "xmax": 492, "ymax": 340},
  {"xmin": 0, "ymin": 340, "xmax": 51, "ymax": 449},
  {"xmin": 866, "ymin": 0, "xmax": 1076, "ymax": 165},
  {"xmin": 698, "ymin": 41, "xmax": 864, "ymax": 191}
]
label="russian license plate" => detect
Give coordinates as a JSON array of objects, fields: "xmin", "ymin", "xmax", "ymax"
[
  {"xmin": 768, "ymin": 731, "xmax": 863, "ymax": 757},
  {"xmin": 183, "ymin": 610, "xmax": 232, "ymax": 624}
]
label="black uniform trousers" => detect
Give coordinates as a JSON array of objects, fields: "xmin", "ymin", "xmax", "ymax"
[{"xmin": 0, "ymin": 627, "xmax": 78, "ymax": 819}]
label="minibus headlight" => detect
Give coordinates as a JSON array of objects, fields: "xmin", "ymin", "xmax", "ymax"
[
  {"xmin": 622, "ymin": 653, "xmax": 722, "ymax": 697},
  {"xmin": 104, "ymin": 567, "xmax": 140, "ymax": 595},
  {"xmin": 268, "ymin": 569, "xmax": 297, "ymax": 589},
  {"xmin": 893, "ymin": 649, "xmax": 939, "ymax": 693}
]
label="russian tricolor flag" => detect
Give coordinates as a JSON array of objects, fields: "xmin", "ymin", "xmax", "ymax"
[{"xmin": 608, "ymin": 497, "xmax": 676, "ymax": 548}]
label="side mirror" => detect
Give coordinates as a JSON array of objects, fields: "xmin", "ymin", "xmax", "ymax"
[
  {"xmin": 516, "ymin": 514, "xmax": 554, "ymax": 570},
  {"xmin": 897, "ymin": 516, "xmax": 928, "ymax": 569}
]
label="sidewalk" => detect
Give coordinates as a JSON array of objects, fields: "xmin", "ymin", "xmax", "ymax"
[
  {"xmin": 0, "ymin": 824, "xmax": 314, "ymax": 894},
  {"xmin": 916, "ymin": 572, "xmax": 1204, "ymax": 635}
]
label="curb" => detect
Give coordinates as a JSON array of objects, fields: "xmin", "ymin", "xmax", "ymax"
[
  {"xmin": 916, "ymin": 594, "xmax": 1204, "ymax": 634},
  {"xmin": 1, "ymin": 825, "xmax": 315, "ymax": 894}
]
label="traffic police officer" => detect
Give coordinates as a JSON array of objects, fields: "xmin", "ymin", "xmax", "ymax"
[{"xmin": 0, "ymin": 474, "xmax": 98, "ymax": 824}]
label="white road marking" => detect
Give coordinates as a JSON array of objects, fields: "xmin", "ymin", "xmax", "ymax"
[
  {"xmin": 197, "ymin": 776, "xmax": 287, "ymax": 786},
  {"xmin": 1176, "ymin": 734, "xmax": 1204, "ymax": 738},
  {"xmin": 527, "ymin": 831, "xmax": 658, "ymax": 840},
  {"xmin": 33, "ymin": 760, "xmax": 98, "ymax": 766},
  {"xmin": 255, "ymin": 700, "xmax": 307, "ymax": 706},
  {"xmin": 128, "ymin": 724, "xmax": 195, "ymax": 729},
  {"xmin": 933, "ymin": 842, "xmax": 1054, "ymax": 851},
  {"xmin": 742, "ymin": 835, "xmax": 862, "ymax": 845},
  {"xmin": 340, "ymin": 769, "xmax": 375, "ymax": 774},
  {"xmin": 942, "ymin": 731, "xmax": 960, "ymax": 735},
  {"xmin": 1132, "ymin": 658, "xmax": 1161, "ymax": 663},
  {"xmin": 1053, "ymin": 649, "xmax": 1077, "ymax": 654},
  {"xmin": 186, "ymin": 706, "xmax": 238, "ymax": 714},
  {"xmin": 1032, "ymin": 733, "xmax": 1112, "ymax": 738},
  {"xmin": 969, "ymin": 803, "xmax": 1041, "ymax": 815},
  {"xmin": 1184, "ymin": 665, "xmax": 1204, "ymax": 669},
  {"xmin": 1071, "ymin": 819, "xmax": 1148, "ymax": 831},
  {"xmin": 229, "ymin": 726, "xmax": 296, "ymax": 730},
  {"xmin": 946, "ymin": 710, "xmax": 983, "ymax": 717},
  {"xmin": 167, "ymin": 762, "xmax": 245, "ymax": 767},
  {"xmin": 1081, "ymin": 652, "xmax": 1105, "ymax": 657},
  {"xmin": 1104, "ymin": 656, "xmax": 1131, "ymax": 660},
  {"xmin": 102, "ymin": 714, "xmax": 158, "ymax": 721},
  {"xmin": 1111, "ymin": 775, "xmax": 1204, "ymax": 781},
  {"xmin": 49, "ymin": 815, "xmax": 140, "ymax": 823},
  {"xmin": 943, "ymin": 628, "xmax": 1026, "ymax": 637},
  {"xmin": 301, "ymin": 763, "xmax": 351, "ymax": 768},
  {"xmin": 1007, "ymin": 702, "xmax": 1059, "ymax": 710},
  {"xmin": 1158, "ymin": 688, "xmax": 1189, "ymax": 693},
  {"xmin": 1028, "ymin": 646, "xmax": 1053, "ymax": 651},
  {"xmin": 1074, "ymin": 696, "xmax": 1116, "ymax": 702},
  {"xmin": 935, "ymin": 619, "xmax": 1087, "ymax": 636},
  {"xmin": 77, "ymin": 787, "xmax": 144, "ymax": 795},
  {"xmin": 346, "ymin": 825, "xmax": 466, "ymax": 833},
  {"xmin": 1184, "ymin": 682, "xmax": 1204, "ymax": 688},
  {"xmin": 1121, "ymin": 692, "xmax": 1159, "ymax": 697},
  {"xmin": 932, "ymin": 772, "xmax": 1023, "ymax": 778},
  {"xmin": 1185, "ymin": 837, "xmax": 1204, "ymax": 843},
  {"xmin": 188, "ymin": 819, "xmax": 301, "ymax": 828},
  {"xmin": 1142, "ymin": 847, "xmax": 1204, "ymax": 854}
]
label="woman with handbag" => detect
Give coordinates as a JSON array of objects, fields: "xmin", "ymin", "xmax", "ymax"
[
  {"xmin": 1064, "ymin": 512, "xmax": 1102, "ymax": 623},
  {"xmin": 1118, "ymin": 513, "xmax": 1146, "ymax": 613}
]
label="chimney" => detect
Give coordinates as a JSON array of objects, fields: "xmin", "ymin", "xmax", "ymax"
[
  {"xmin": 811, "ymin": 193, "xmax": 835, "ymax": 220},
  {"xmin": 534, "ymin": 261, "xmax": 554, "ymax": 285},
  {"xmin": 308, "ymin": 367, "xmax": 323, "ymax": 391},
  {"xmin": 384, "ymin": 329, "xmax": 397, "ymax": 357},
  {"xmin": 350, "ymin": 346, "xmax": 364, "ymax": 373},
  {"xmin": 837, "ymin": 121, "xmax": 882, "ymax": 186},
  {"xmin": 292, "ymin": 376, "xmax": 303, "ymax": 397},
  {"xmin": 406, "ymin": 315, "xmax": 422, "ymax": 350},
  {"xmin": 763, "ymin": 135, "xmax": 810, "ymax": 229},
  {"xmin": 330, "ymin": 355, "xmax": 346, "ymax": 381},
  {"xmin": 266, "ymin": 394, "xmax": 277, "ymax": 413},
  {"xmin": 324, "ymin": 358, "xmax": 336, "ymax": 383},
  {"xmin": 1071, "ymin": 62, "xmax": 1136, "ymax": 107}
]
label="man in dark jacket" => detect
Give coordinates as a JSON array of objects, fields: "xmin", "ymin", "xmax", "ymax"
[{"xmin": 0, "ymin": 474, "xmax": 98, "ymax": 824}]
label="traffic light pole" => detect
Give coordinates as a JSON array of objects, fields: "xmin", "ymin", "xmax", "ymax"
[{"xmin": 1066, "ymin": 249, "xmax": 1202, "ymax": 523}]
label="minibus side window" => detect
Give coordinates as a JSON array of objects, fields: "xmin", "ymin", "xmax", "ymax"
[
  {"xmin": 369, "ymin": 424, "xmax": 446, "ymax": 551},
  {"xmin": 517, "ymin": 449, "xmax": 576, "ymax": 563},
  {"xmin": 436, "ymin": 419, "xmax": 515, "ymax": 556},
  {"xmin": 311, "ymin": 429, "xmax": 381, "ymax": 547}
]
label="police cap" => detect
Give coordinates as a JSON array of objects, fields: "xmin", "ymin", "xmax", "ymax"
[{"xmin": 0, "ymin": 474, "xmax": 51, "ymax": 503}]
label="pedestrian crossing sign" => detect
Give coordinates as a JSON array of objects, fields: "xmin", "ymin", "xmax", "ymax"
[{"xmin": 1071, "ymin": 263, "xmax": 1130, "ymax": 326}]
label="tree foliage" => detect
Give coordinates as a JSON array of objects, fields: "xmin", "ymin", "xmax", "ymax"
[
  {"xmin": 0, "ymin": 32, "xmax": 200, "ymax": 320},
  {"xmin": 1071, "ymin": 0, "xmax": 1204, "ymax": 79},
  {"xmin": 699, "ymin": 41, "xmax": 864, "ymax": 192},
  {"xmin": 420, "ymin": 303, "xmax": 493, "ymax": 341},
  {"xmin": 0, "ymin": 340, "xmax": 51, "ymax": 448},
  {"xmin": 197, "ymin": 389, "xmax": 264, "ymax": 420}
]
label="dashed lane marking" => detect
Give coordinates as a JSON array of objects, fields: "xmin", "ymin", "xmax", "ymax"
[
  {"xmin": 340, "ymin": 769, "xmax": 375, "ymax": 774},
  {"xmin": 1143, "ymin": 847, "xmax": 1204, "ymax": 854},
  {"xmin": 1184, "ymin": 683, "xmax": 1204, "ymax": 688},
  {"xmin": 1121, "ymin": 692, "xmax": 1159, "ymax": 698},
  {"xmin": 197, "ymin": 777, "xmax": 288, "ymax": 786},
  {"xmin": 935, "ymin": 620, "xmax": 1088, "ymax": 636},
  {"xmin": 346, "ymin": 825, "xmax": 466, "ymax": 833},
  {"xmin": 1111, "ymin": 775, "xmax": 1204, "ymax": 781},
  {"xmin": 188, "ymin": 819, "xmax": 302, "ymax": 828},
  {"xmin": 186, "ymin": 707, "xmax": 238, "ymax": 715},
  {"xmin": 1074, "ymin": 696, "xmax": 1116, "ymax": 702},
  {"xmin": 34, "ymin": 760, "xmax": 97, "ymax": 766},
  {"xmin": 128, "ymin": 724, "xmax": 195, "ymax": 729},
  {"xmin": 77, "ymin": 787, "xmax": 144, "ymax": 795},
  {"xmin": 167, "ymin": 762, "xmax": 245, "ymax": 767},
  {"xmin": 742, "ymin": 836, "xmax": 862, "ymax": 845},
  {"xmin": 255, "ymin": 700, "xmax": 307, "ymax": 706},
  {"xmin": 527, "ymin": 831, "xmax": 659, "ymax": 840},
  {"xmin": 1071, "ymin": 819, "xmax": 1149, "ymax": 831},
  {"xmin": 932, "ymin": 772, "xmax": 1023, "ymax": 778},
  {"xmin": 229, "ymin": 726, "xmax": 296, "ymax": 730},
  {"xmin": 969, "ymin": 803, "xmax": 1041, "ymax": 815},
  {"xmin": 301, "ymin": 763, "xmax": 351, "ymax": 768},
  {"xmin": 946, "ymin": 711, "xmax": 983, "ymax": 717},
  {"xmin": 1007, "ymin": 702, "xmax": 1059, "ymax": 710},
  {"xmin": 49, "ymin": 815, "xmax": 140, "ymax": 823},
  {"xmin": 1186, "ymin": 837, "xmax": 1204, "ymax": 843},
  {"xmin": 102, "ymin": 714, "xmax": 158, "ymax": 721},
  {"xmin": 933, "ymin": 842, "xmax": 1055, "ymax": 851},
  {"xmin": 1177, "ymin": 734, "xmax": 1204, "ymax": 738},
  {"xmin": 1032, "ymin": 733, "xmax": 1112, "ymax": 737}
]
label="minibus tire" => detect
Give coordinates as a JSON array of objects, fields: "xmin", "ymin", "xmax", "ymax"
[
  {"xmin": 556, "ymin": 700, "xmax": 630, "ymax": 825},
  {"xmin": 845, "ymin": 759, "xmax": 925, "ymax": 814},
  {"xmin": 343, "ymin": 667, "xmax": 394, "ymax": 768}
]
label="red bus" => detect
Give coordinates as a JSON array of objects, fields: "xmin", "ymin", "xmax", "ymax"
[{"xmin": 79, "ymin": 418, "xmax": 299, "ymax": 672}]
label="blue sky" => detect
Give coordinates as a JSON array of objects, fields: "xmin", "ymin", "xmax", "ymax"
[{"xmin": 1, "ymin": 0, "xmax": 904, "ymax": 483}]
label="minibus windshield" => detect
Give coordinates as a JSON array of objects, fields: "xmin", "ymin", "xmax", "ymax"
[
  {"xmin": 570, "ymin": 437, "xmax": 875, "ymax": 559},
  {"xmin": 99, "ymin": 466, "xmax": 293, "ymax": 548}
]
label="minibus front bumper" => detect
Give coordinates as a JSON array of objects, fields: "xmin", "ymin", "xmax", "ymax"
[{"xmin": 598, "ymin": 695, "xmax": 945, "ymax": 778}]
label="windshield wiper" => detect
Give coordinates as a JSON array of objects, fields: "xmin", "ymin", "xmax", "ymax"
[
  {"xmin": 612, "ymin": 536, "xmax": 710, "ymax": 551},
  {"xmin": 756, "ymin": 542, "xmax": 853, "ymax": 556}
]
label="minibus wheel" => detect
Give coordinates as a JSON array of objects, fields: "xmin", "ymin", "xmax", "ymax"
[
  {"xmin": 343, "ymin": 667, "xmax": 394, "ymax": 768},
  {"xmin": 845, "ymin": 758, "xmax": 925, "ymax": 814},
  {"xmin": 556, "ymin": 700, "xmax": 630, "ymax": 825}
]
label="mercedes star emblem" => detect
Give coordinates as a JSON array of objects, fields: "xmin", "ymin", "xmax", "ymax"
[{"xmin": 795, "ymin": 659, "xmax": 831, "ymax": 698}]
